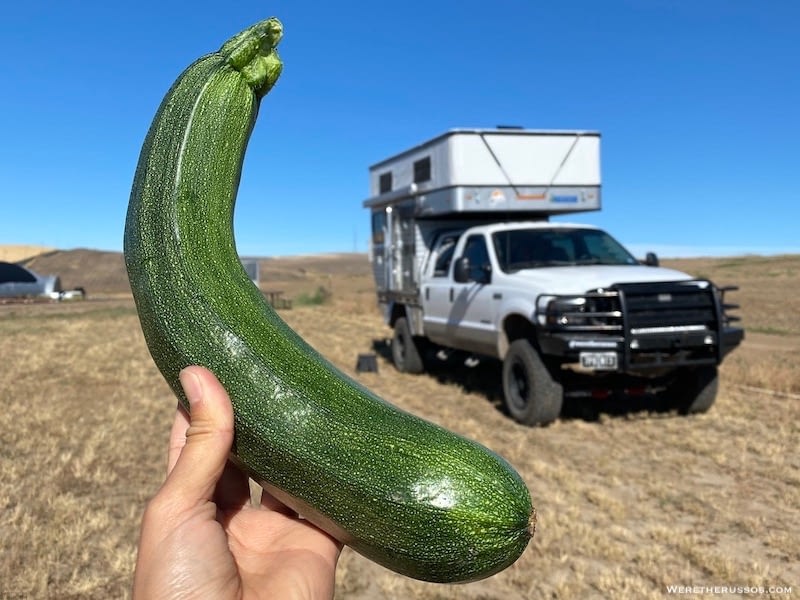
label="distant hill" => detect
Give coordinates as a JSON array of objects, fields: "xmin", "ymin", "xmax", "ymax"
[
  {"xmin": 21, "ymin": 248, "xmax": 130, "ymax": 295},
  {"xmin": 254, "ymin": 253, "xmax": 371, "ymax": 283},
  {"xmin": 0, "ymin": 245, "xmax": 55, "ymax": 262},
  {"xmin": 14, "ymin": 248, "xmax": 371, "ymax": 296}
]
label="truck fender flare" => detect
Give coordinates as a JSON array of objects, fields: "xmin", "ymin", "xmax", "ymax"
[
  {"xmin": 387, "ymin": 301, "xmax": 425, "ymax": 337},
  {"xmin": 498, "ymin": 307, "xmax": 538, "ymax": 359}
]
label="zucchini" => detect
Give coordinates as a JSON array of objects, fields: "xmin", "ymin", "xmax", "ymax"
[{"xmin": 124, "ymin": 18, "xmax": 534, "ymax": 583}]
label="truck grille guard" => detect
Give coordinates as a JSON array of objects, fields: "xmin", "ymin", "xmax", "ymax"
[{"xmin": 542, "ymin": 280, "xmax": 741, "ymax": 370}]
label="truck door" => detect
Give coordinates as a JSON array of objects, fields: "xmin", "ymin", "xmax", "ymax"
[
  {"xmin": 421, "ymin": 232, "xmax": 460, "ymax": 343},
  {"xmin": 450, "ymin": 234, "xmax": 497, "ymax": 355}
]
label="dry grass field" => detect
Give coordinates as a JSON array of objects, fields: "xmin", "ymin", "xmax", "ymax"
[
  {"xmin": 1, "ymin": 249, "xmax": 797, "ymax": 599},
  {"xmin": 0, "ymin": 245, "xmax": 55, "ymax": 263}
]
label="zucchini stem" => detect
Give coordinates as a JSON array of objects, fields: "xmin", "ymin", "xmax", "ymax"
[{"xmin": 220, "ymin": 17, "xmax": 283, "ymax": 98}]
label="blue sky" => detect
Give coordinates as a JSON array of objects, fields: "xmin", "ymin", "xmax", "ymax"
[{"xmin": 1, "ymin": 1, "xmax": 798, "ymax": 258}]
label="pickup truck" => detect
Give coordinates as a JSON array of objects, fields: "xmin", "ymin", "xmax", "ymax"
[
  {"xmin": 364, "ymin": 128, "xmax": 743, "ymax": 425},
  {"xmin": 385, "ymin": 219, "xmax": 743, "ymax": 425}
]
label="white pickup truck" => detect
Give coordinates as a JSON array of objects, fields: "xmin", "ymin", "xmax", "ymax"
[{"xmin": 364, "ymin": 128, "xmax": 743, "ymax": 425}]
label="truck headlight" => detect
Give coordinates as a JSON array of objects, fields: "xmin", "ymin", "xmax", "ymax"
[
  {"xmin": 545, "ymin": 297, "xmax": 590, "ymax": 327},
  {"xmin": 538, "ymin": 293, "xmax": 621, "ymax": 328}
]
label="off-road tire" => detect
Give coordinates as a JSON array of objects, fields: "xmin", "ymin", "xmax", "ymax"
[
  {"xmin": 502, "ymin": 339, "xmax": 563, "ymax": 426},
  {"xmin": 672, "ymin": 365, "xmax": 719, "ymax": 414},
  {"xmin": 391, "ymin": 317, "xmax": 425, "ymax": 374}
]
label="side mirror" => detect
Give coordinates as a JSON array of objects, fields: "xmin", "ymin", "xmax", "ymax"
[
  {"xmin": 644, "ymin": 252, "xmax": 660, "ymax": 267},
  {"xmin": 453, "ymin": 257, "xmax": 470, "ymax": 283},
  {"xmin": 478, "ymin": 263, "xmax": 492, "ymax": 284},
  {"xmin": 453, "ymin": 257, "xmax": 492, "ymax": 283}
]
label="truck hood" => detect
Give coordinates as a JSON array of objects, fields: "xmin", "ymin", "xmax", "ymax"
[{"xmin": 508, "ymin": 265, "xmax": 693, "ymax": 295}]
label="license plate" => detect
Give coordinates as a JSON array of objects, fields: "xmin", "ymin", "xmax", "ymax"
[{"xmin": 580, "ymin": 352, "xmax": 618, "ymax": 370}]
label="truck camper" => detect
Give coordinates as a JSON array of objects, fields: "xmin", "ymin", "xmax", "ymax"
[{"xmin": 364, "ymin": 128, "xmax": 743, "ymax": 425}]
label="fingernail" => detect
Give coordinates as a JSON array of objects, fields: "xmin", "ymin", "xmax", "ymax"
[{"xmin": 179, "ymin": 368, "xmax": 204, "ymax": 405}]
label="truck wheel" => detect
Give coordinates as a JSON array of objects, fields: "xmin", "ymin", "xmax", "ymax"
[
  {"xmin": 502, "ymin": 340, "xmax": 563, "ymax": 426},
  {"xmin": 391, "ymin": 317, "xmax": 425, "ymax": 374},
  {"xmin": 672, "ymin": 366, "xmax": 719, "ymax": 414}
]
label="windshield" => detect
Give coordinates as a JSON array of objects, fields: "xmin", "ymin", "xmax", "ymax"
[{"xmin": 492, "ymin": 228, "xmax": 639, "ymax": 273}]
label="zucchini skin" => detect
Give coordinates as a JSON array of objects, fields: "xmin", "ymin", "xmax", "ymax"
[{"xmin": 124, "ymin": 18, "xmax": 534, "ymax": 583}]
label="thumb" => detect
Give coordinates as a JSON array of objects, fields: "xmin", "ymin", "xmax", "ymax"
[{"xmin": 162, "ymin": 366, "xmax": 235, "ymax": 507}]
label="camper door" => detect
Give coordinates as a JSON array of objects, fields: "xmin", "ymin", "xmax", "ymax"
[{"xmin": 379, "ymin": 203, "xmax": 416, "ymax": 293}]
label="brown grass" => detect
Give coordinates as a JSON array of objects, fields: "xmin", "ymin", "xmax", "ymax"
[
  {"xmin": 0, "ymin": 245, "xmax": 54, "ymax": 263},
  {"xmin": 1, "ymin": 253, "xmax": 798, "ymax": 599}
]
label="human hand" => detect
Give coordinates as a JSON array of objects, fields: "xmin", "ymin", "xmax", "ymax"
[{"xmin": 133, "ymin": 366, "xmax": 341, "ymax": 600}]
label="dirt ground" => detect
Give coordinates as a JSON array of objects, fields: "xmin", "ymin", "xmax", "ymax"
[{"xmin": 0, "ymin": 250, "xmax": 797, "ymax": 598}]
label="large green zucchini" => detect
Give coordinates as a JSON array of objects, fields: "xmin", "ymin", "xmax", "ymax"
[{"xmin": 124, "ymin": 17, "xmax": 534, "ymax": 583}]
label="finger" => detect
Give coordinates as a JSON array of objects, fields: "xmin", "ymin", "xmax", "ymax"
[
  {"xmin": 166, "ymin": 401, "xmax": 190, "ymax": 476},
  {"xmin": 160, "ymin": 366, "xmax": 235, "ymax": 507}
]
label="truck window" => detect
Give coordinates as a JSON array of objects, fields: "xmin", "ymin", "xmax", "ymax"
[
  {"xmin": 493, "ymin": 229, "xmax": 567, "ymax": 271},
  {"xmin": 432, "ymin": 234, "xmax": 459, "ymax": 277},
  {"xmin": 581, "ymin": 229, "xmax": 638, "ymax": 264},
  {"xmin": 462, "ymin": 235, "xmax": 491, "ymax": 282},
  {"xmin": 492, "ymin": 228, "xmax": 638, "ymax": 272}
]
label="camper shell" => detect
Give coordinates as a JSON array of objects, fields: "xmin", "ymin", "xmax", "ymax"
[{"xmin": 364, "ymin": 128, "xmax": 602, "ymax": 217}]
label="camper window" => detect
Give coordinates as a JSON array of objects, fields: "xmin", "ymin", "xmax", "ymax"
[
  {"xmin": 413, "ymin": 156, "xmax": 431, "ymax": 183},
  {"xmin": 371, "ymin": 211, "xmax": 387, "ymax": 245},
  {"xmin": 379, "ymin": 171, "xmax": 392, "ymax": 193}
]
